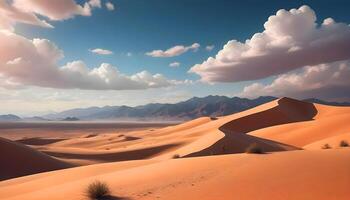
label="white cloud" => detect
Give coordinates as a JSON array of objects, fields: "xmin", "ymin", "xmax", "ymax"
[
  {"xmin": 89, "ymin": 48, "xmax": 113, "ymax": 55},
  {"xmin": 170, "ymin": 79, "xmax": 195, "ymax": 85},
  {"xmin": 12, "ymin": 0, "xmax": 94, "ymax": 20},
  {"xmin": 106, "ymin": 2, "xmax": 115, "ymax": 11},
  {"xmin": 190, "ymin": 5, "xmax": 350, "ymax": 83},
  {"xmin": 0, "ymin": 0, "xmax": 102, "ymax": 31},
  {"xmin": 205, "ymin": 45, "xmax": 214, "ymax": 51},
  {"xmin": 146, "ymin": 43, "xmax": 200, "ymax": 57},
  {"xmin": 88, "ymin": 0, "xmax": 101, "ymax": 8},
  {"xmin": 169, "ymin": 62, "xmax": 180, "ymax": 67},
  {"xmin": 126, "ymin": 52, "xmax": 132, "ymax": 57},
  {"xmin": 0, "ymin": 30, "xmax": 175, "ymax": 90},
  {"xmin": 0, "ymin": 1, "xmax": 53, "ymax": 31},
  {"xmin": 239, "ymin": 60, "xmax": 350, "ymax": 100}
]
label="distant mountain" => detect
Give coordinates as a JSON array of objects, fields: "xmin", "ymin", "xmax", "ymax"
[
  {"xmin": 0, "ymin": 114, "xmax": 21, "ymax": 122},
  {"xmin": 62, "ymin": 117, "xmax": 79, "ymax": 121},
  {"xmin": 23, "ymin": 116, "xmax": 50, "ymax": 122},
  {"xmin": 43, "ymin": 96, "xmax": 278, "ymax": 121}
]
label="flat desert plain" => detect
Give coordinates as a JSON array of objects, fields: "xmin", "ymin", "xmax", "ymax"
[{"xmin": 1, "ymin": 97, "xmax": 350, "ymax": 200}]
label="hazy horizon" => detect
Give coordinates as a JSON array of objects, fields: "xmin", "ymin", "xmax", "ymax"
[{"xmin": 1, "ymin": 0, "xmax": 350, "ymax": 116}]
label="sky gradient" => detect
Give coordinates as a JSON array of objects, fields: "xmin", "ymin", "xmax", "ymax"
[{"xmin": 0, "ymin": 0, "xmax": 350, "ymax": 116}]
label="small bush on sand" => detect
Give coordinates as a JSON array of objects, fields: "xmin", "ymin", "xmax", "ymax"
[
  {"xmin": 321, "ymin": 143, "xmax": 331, "ymax": 149},
  {"xmin": 221, "ymin": 145, "xmax": 227, "ymax": 153},
  {"xmin": 86, "ymin": 180, "xmax": 110, "ymax": 200},
  {"xmin": 245, "ymin": 143, "xmax": 264, "ymax": 154},
  {"xmin": 339, "ymin": 140, "xmax": 349, "ymax": 147},
  {"xmin": 172, "ymin": 154, "xmax": 181, "ymax": 159},
  {"xmin": 210, "ymin": 116, "xmax": 218, "ymax": 120}
]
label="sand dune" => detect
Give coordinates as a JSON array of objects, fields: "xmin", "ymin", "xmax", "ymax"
[
  {"xmin": 0, "ymin": 137, "xmax": 72, "ymax": 181},
  {"xmin": 10, "ymin": 97, "xmax": 349, "ymax": 162},
  {"xmin": 250, "ymin": 101, "xmax": 350, "ymax": 147},
  {"xmin": 1, "ymin": 150, "xmax": 349, "ymax": 200},
  {"xmin": 1, "ymin": 97, "xmax": 350, "ymax": 199},
  {"xmin": 304, "ymin": 132, "xmax": 350, "ymax": 149}
]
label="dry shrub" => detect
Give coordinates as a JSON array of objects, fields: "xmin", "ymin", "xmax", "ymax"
[
  {"xmin": 86, "ymin": 180, "xmax": 111, "ymax": 200},
  {"xmin": 245, "ymin": 143, "xmax": 264, "ymax": 154}
]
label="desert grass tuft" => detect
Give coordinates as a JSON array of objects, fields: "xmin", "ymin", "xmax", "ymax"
[
  {"xmin": 339, "ymin": 140, "xmax": 349, "ymax": 147},
  {"xmin": 245, "ymin": 143, "xmax": 264, "ymax": 154},
  {"xmin": 172, "ymin": 154, "xmax": 181, "ymax": 159},
  {"xmin": 321, "ymin": 143, "xmax": 331, "ymax": 149},
  {"xmin": 86, "ymin": 180, "xmax": 111, "ymax": 200}
]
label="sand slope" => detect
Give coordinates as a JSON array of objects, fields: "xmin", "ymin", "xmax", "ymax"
[
  {"xmin": 1, "ymin": 97, "xmax": 350, "ymax": 199},
  {"xmin": 304, "ymin": 132, "xmax": 350, "ymax": 149},
  {"xmin": 250, "ymin": 101, "xmax": 350, "ymax": 147},
  {"xmin": 31, "ymin": 98, "xmax": 303, "ymax": 162},
  {"xmin": 1, "ymin": 150, "xmax": 349, "ymax": 200},
  {"xmin": 0, "ymin": 137, "xmax": 72, "ymax": 181},
  {"xmin": 10, "ymin": 97, "xmax": 350, "ymax": 164}
]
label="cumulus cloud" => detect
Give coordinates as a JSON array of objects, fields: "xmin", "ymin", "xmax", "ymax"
[
  {"xmin": 88, "ymin": 0, "xmax": 101, "ymax": 8},
  {"xmin": 12, "ymin": 0, "xmax": 95, "ymax": 20},
  {"xmin": 205, "ymin": 45, "xmax": 214, "ymax": 51},
  {"xmin": 0, "ymin": 0, "xmax": 102, "ymax": 31},
  {"xmin": 0, "ymin": 1, "xmax": 53, "ymax": 31},
  {"xmin": 169, "ymin": 62, "xmax": 180, "ymax": 67},
  {"xmin": 146, "ymin": 43, "xmax": 200, "ymax": 57},
  {"xmin": 239, "ymin": 60, "xmax": 350, "ymax": 100},
  {"xmin": 106, "ymin": 2, "xmax": 115, "ymax": 11},
  {"xmin": 89, "ymin": 48, "xmax": 113, "ymax": 55},
  {"xmin": 0, "ymin": 30, "xmax": 174, "ymax": 90},
  {"xmin": 190, "ymin": 5, "xmax": 350, "ymax": 83}
]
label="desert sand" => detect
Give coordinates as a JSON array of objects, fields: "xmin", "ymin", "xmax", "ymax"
[{"xmin": 1, "ymin": 97, "xmax": 350, "ymax": 200}]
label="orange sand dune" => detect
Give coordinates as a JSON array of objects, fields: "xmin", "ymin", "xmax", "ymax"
[
  {"xmin": 14, "ymin": 97, "xmax": 345, "ymax": 164},
  {"xmin": 1, "ymin": 150, "xmax": 349, "ymax": 200},
  {"xmin": 0, "ymin": 137, "xmax": 72, "ymax": 181},
  {"xmin": 58, "ymin": 98, "xmax": 304, "ymax": 158},
  {"xmin": 1, "ymin": 97, "xmax": 350, "ymax": 199},
  {"xmin": 304, "ymin": 132, "xmax": 350, "ymax": 149},
  {"xmin": 250, "ymin": 101, "xmax": 350, "ymax": 147}
]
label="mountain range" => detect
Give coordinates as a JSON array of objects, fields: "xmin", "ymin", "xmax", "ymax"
[
  {"xmin": 42, "ymin": 96, "xmax": 277, "ymax": 121},
  {"xmin": 1, "ymin": 96, "xmax": 350, "ymax": 122},
  {"xmin": 0, "ymin": 114, "xmax": 22, "ymax": 122}
]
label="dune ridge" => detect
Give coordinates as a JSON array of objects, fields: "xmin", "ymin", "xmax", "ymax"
[{"xmin": 1, "ymin": 97, "xmax": 350, "ymax": 200}]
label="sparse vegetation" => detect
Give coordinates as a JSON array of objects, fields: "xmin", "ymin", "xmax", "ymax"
[
  {"xmin": 339, "ymin": 140, "xmax": 349, "ymax": 147},
  {"xmin": 172, "ymin": 154, "xmax": 181, "ymax": 159},
  {"xmin": 86, "ymin": 180, "xmax": 111, "ymax": 200},
  {"xmin": 210, "ymin": 116, "xmax": 218, "ymax": 120},
  {"xmin": 321, "ymin": 143, "xmax": 331, "ymax": 149},
  {"xmin": 245, "ymin": 143, "xmax": 264, "ymax": 154},
  {"xmin": 221, "ymin": 145, "xmax": 226, "ymax": 153}
]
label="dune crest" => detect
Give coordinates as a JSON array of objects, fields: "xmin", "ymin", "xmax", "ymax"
[{"xmin": 1, "ymin": 97, "xmax": 350, "ymax": 200}]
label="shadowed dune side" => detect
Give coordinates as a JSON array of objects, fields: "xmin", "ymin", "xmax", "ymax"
[
  {"xmin": 220, "ymin": 97, "xmax": 317, "ymax": 133},
  {"xmin": 16, "ymin": 137, "xmax": 67, "ymax": 145},
  {"xmin": 250, "ymin": 102, "xmax": 350, "ymax": 147},
  {"xmin": 186, "ymin": 132, "xmax": 299, "ymax": 157},
  {"xmin": 186, "ymin": 98, "xmax": 314, "ymax": 157},
  {"xmin": 0, "ymin": 137, "xmax": 72, "ymax": 181},
  {"xmin": 41, "ymin": 143, "xmax": 182, "ymax": 163}
]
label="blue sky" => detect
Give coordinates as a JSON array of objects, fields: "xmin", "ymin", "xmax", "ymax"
[
  {"xmin": 1, "ymin": 0, "xmax": 350, "ymax": 115},
  {"xmin": 16, "ymin": 0, "xmax": 350, "ymax": 79}
]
